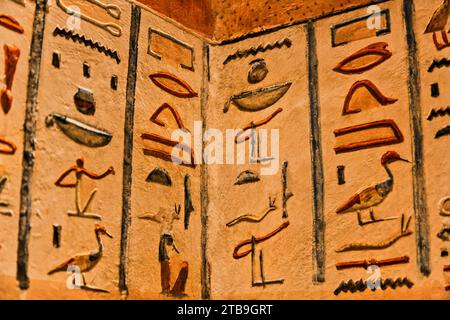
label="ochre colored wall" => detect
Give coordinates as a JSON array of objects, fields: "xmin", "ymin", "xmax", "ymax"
[
  {"xmin": 137, "ymin": 0, "xmax": 214, "ymax": 38},
  {"xmin": 0, "ymin": 0, "xmax": 449, "ymax": 300}
]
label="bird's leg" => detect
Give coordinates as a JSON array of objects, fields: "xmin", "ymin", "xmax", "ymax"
[
  {"xmin": 81, "ymin": 273, "xmax": 87, "ymax": 288},
  {"xmin": 80, "ymin": 273, "xmax": 110, "ymax": 293},
  {"xmin": 357, "ymin": 211, "xmax": 366, "ymax": 226},
  {"xmin": 433, "ymin": 31, "xmax": 450, "ymax": 50},
  {"xmin": 0, "ymin": 199, "xmax": 12, "ymax": 216},
  {"xmin": 443, "ymin": 31, "xmax": 450, "ymax": 46},
  {"xmin": 358, "ymin": 209, "xmax": 399, "ymax": 226},
  {"xmin": 369, "ymin": 209, "xmax": 376, "ymax": 222}
]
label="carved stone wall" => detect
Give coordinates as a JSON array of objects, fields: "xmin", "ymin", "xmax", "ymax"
[{"xmin": 0, "ymin": 0, "xmax": 449, "ymax": 299}]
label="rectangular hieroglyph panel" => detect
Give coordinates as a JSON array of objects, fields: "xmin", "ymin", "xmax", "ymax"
[
  {"xmin": 207, "ymin": 27, "xmax": 312, "ymax": 299},
  {"xmin": 25, "ymin": 0, "xmax": 131, "ymax": 298},
  {"xmin": 0, "ymin": 1, "xmax": 34, "ymax": 292},
  {"xmin": 316, "ymin": 1, "xmax": 424, "ymax": 298},
  {"xmin": 415, "ymin": 0, "xmax": 450, "ymax": 298},
  {"xmin": 126, "ymin": 6, "xmax": 203, "ymax": 299}
]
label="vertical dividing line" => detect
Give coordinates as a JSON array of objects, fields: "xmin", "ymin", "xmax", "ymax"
[
  {"xmin": 119, "ymin": 4, "xmax": 141, "ymax": 296},
  {"xmin": 403, "ymin": 0, "xmax": 430, "ymax": 276},
  {"xmin": 307, "ymin": 21, "xmax": 325, "ymax": 283},
  {"xmin": 201, "ymin": 43, "xmax": 211, "ymax": 299},
  {"xmin": 16, "ymin": 0, "xmax": 47, "ymax": 290}
]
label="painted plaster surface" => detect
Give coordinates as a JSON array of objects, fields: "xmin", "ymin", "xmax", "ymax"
[{"xmin": 0, "ymin": 0, "xmax": 449, "ymax": 299}]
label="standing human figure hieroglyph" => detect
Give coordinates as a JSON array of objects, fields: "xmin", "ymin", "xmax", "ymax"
[
  {"xmin": 139, "ymin": 205, "xmax": 189, "ymax": 296},
  {"xmin": 54, "ymin": 157, "xmax": 115, "ymax": 220}
]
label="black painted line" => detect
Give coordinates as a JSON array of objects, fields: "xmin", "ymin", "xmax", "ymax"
[
  {"xmin": 16, "ymin": 0, "xmax": 48, "ymax": 290},
  {"xmin": 201, "ymin": 42, "xmax": 211, "ymax": 299},
  {"xmin": 307, "ymin": 21, "xmax": 325, "ymax": 284},
  {"xmin": 403, "ymin": 0, "xmax": 430, "ymax": 276},
  {"xmin": 119, "ymin": 4, "xmax": 141, "ymax": 296},
  {"xmin": 184, "ymin": 174, "xmax": 194, "ymax": 230},
  {"xmin": 215, "ymin": 0, "xmax": 391, "ymax": 46}
]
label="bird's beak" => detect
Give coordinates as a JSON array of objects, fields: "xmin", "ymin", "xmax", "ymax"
[
  {"xmin": 105, "ymin": 231, "xmax": 113, "ymax": 238},
  {"xmin": 400, "ymin": 158, "xmax": 411, "ymax": 163}
]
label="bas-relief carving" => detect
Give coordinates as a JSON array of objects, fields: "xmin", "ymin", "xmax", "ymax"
[
  {"xmin": 55, "ymin": 0, "xmax": 122, "ymax": 37},
  {"xmin": 47, "ymin": 224, "xmax": 113, "ymax": 293},
  {"xmin": 54, "ymin": 158, "xmax": 115, "ymax": 220},
  {"xmin": 0, "ymin": 0, "xmax": 449, "ymax": 300}
]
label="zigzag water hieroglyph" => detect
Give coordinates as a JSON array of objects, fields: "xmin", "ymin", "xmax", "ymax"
[
  {"xmin": 53, "ymin": 27, "xmax": 121, "ymax": 64},
  {"xmin": 334, "ymin": 277, "xmax": 414, "ymax": 295},
  {"xmin": 428, "ymin": 57, "xmax": 450, "ymax": 72},
  {"xmin": 223, "ymin": 38, "xmax": 292, "ymax": 65}
]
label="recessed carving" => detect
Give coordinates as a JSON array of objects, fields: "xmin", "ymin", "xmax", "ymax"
[
  {"xmin": 0, "ymin": 176, "xmax": 13, "ymax": 216},
  {"xmin": 148, "ymin": 28, "xmax": 194, "ymax": 71},
  {"xmin": 336, "ymin": 151, "xmax": 408, "ymax": 225},
  {"xmin": 48, "ymin": 224, "xmax": 113, "ymax": 293},
  {"xmin": 226, "ymin": 196, "xmax": 276, "ymax": 227},
  {"xmin": 235, "ymin": 108, "xmax": 283, "ymax": 143},
  {"xmin": 46, "ymin": 114, "xmax": 112, "ymax": 148},
  {"xmin": 233, "ymin": 221, "xmax": 289, "ymax": 259},
  {"xmin": 234, "ymin": 170, "xmax": 261, "ymax": 186},
  {"xmin": 334, "ymin": 42, "xmax": 392, "ymax": 74},
  {"xmin": 248, "ymin": 59, "xmax": 268, "ymax": 84},
  {"xmin": 334, "ymin": 120, "xmax": 404, "ymax": 154},
  {"xmin": 141, "ymin": 133, "xmax": 195, "ymax": 168},
  {"xmin": 439, "ymin": 196, "xmax": 450, "ymax": 216},
  {"xmin": 424, "ymin": 0, "xmax": 450, "ymax": 50},
  {"xmin": 331, "ymin": 10, "xmax": 391, "ymax": 47},
  {"xmin": 0, "ymin": 14, "xmax": 24, "ymax": 33},
  {"xmin": 336, "ymin": 215, "xmax": 412, "ymax": 252},
  {"xmin": 336, "ymin": 256, "xmax": 410, "ymax": 270},
  {"xmin": 0, "ymin": 137, "xmax": 16, "ymax": 155},
  {"xmin": 74, "ymin": 87, "xmax": 95, "ymax": 115},
  {"xmin": 149, "ymin": 72, "xmax": 198, "ymax": 98},
  {"xmin": 146, "ymin": 168, "xmax": 172, "ymax": 186},
  {"xmin": 150, "ymin": 103, "xmax": 188, "ymax": 131}
]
